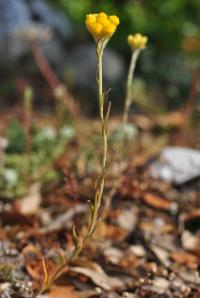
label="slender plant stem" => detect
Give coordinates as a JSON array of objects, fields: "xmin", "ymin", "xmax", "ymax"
[
  {"xmin": 97, "ymin": 42, "xmax": 107, "ymax": 202},
  {"xmin": 122, "ymin": 49, "xmax": 140, "ymax": 128},
  {"xmin": 102, "ymin": 49, "xmax": 141, "ymax": 221},
  {"xmin": 57, "ymin": 43, "xmax": 108, "ymax": 263},
  {"xmin": 80, "ymin": 42, "xmax": 108, "ymax": 240},
  {"xmin": 39, "ymin": 40, "xmax": 109, "ymax": 294}
]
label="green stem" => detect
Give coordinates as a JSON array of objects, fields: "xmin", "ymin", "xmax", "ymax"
[
  {"xmin": 97, "ymin": 42, "xmax": 107, "ymax": 194},
  {"xmin": 85, "ymin": 42, "xmax": 107, "ymax": 238},
  {"xmin": 70, "ymin": 41, "xmax": 108, "ymax": 260},
  {"xmin": 101, "ymin": 49, "xmax": 141, "ymax": 221},
  {"xmin": 122, "ymin": 49, "xmax": 140, "ymax": 128},
  {"xmin": 39, "ymin": 40, "xmax": 109, "ymax": 294}
]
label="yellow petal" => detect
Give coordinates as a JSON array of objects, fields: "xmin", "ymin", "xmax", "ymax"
[
  {"xmin": 109, "ymin": 15, "xmax": 120, "ymax": 26},
  {"xmin": 92, "ymin": 23, "xmax": 103, "ymax": 35},
  {"xmin": 98, "ymin": 12, "xmax": 108, "ymax": 18},
  {"xmin": 103, "ymin": 23, "xmax": 116, "ymax": 36},
  {"xmin": 96, "ymin": 16, "xmax": 110, "ymax": 26},
  {"xmin": 86, "ymin": 14, "xmax": 97, "ymax": 24}
]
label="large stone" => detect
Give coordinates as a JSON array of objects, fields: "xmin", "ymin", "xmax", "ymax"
[
  {"xmin": 29, "ymin": 0, "xmax": 72, "ymax": 38},
  {"xmin": 150, "ymin": 147, "xmax": 200, "ymax": 185},
  {"xmin": 65, "ymin": 44, "xmax": 125, "ymax": 86},
  {"xmin": 0, "ymin": 0, "xmax": 72, "ymax": 70},
  {"xmin": 0, "ymin": 0, "xmax": 30, "ymax": 38},
  {"xmin": 64, "ymin": 44, "xmax": 125, "ymax": 112}
]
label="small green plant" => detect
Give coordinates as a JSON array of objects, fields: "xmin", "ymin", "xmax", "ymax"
[
  {"xmin": 6, "ymin": 119, "xmax": 26, "ymax": 154},
  {"xmin": 39, "ymin": 11, "xmax": 120, "ymax": 294},
  {"xmin": 123, "ymin": 33, "xmax": 148, "ymax": 133},
  {"xmin": 102, "ymin": 33, "xmax": 148, "ymax": 219},
  {"xmin": 23, "ymin": 86, "xmax": 33, "ymax": 151},
  {"xmin": 0, "ymin": 124, "xmax": 74, "ymax": 199}
]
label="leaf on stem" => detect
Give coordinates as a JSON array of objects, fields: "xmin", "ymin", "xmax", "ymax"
[
  {"xmin": 105, "ymin": 101, "xmax": 112, "ymax": 123},
  {"xmin": 39, "ymin": 257, "xmax": 50, "ymax": 294}
]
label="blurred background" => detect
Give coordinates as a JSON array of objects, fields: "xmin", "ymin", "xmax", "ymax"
[{"xmin": 0, "ymin": 0, "xmax": 200, "ymax": 115}]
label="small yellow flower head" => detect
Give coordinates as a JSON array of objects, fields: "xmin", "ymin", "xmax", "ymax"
[
  {"xmin": 128, "ymin": 33, "xmax": 148, "ymax": 50},
  {"xmin": 85, "ymin": 12, "xmax": 120, "ymax": 42}
]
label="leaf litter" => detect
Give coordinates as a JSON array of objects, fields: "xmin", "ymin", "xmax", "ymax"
[{"xmin": 1, "ymin": 118, "xmax": 200, "ymax": 298}]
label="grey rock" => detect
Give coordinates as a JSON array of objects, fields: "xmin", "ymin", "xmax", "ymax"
[
  {"xmin": 150, "ymin": 147, "xmax": 200, "ymax": 185},
  {"xmin": 0, "ymin": 0, "xmax": 72, "ymax": 70},
  {"xmin": 0, "ymin": 0, "xmax": 30, "ymax": 38},
  {"xmin": 64, "ymin": 44, "xmax": 125, "ymax": 112},
  {"xmin": 30, "ymin": 0, "xmax": 72, "ymax": 38},
  {"xmin": 0, "ymin": 23, "xmax": 49, "ymax": 68},
  {"xmin": 40, "ymin": 37, "xmax": 67, "ymax": 67},
  {"xmin": 65, "ymin": 44, "xmax": 125, "ymax": 87}
]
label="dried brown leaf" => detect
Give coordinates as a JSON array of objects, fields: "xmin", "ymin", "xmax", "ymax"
[
  {"xmin": 171, "ymin": 251, "xmax": 199, "ymax": 269},
  {"xmin": 69, "ymin": 265, "xmax": 124, "ymax": 290},
  {"xmin": 143, "ymin": 193, "xmax": 172, "ymax": 210},
  {"xmin": 47, "ymin": 286, "xmax": 77, "ymax": 298}
]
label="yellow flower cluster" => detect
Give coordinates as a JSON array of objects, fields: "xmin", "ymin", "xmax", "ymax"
[
  {"xmin": 128, "ymin": 33, "xmax": 148, "ymax": 50},
  {"xmin": 85, "ymin": 12, "xmax": 120, "ymax": 42}
]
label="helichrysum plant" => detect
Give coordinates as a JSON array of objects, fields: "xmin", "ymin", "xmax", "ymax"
[
  {"xmin": 39, "ymin": 12, "xmax": 119, "ymax": 294},
  {"xmin": 102, "ymin": 33, "xmax": 148, "ymax": 220},
  {"xmin": 83, "ymin": 11, "xmax": 120, "ymax": 239},
  {"xmin": 123, "ymin": 33, "xmax": 148, "ymax": 129}
]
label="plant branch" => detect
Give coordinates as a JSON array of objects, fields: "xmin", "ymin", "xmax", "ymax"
[
  {"xmin": 38, "ymin": 39, "xmax": 109, "ymax": 294},
  {"xmin": 122, "ymin": 49, "xmax": 140, "ymax": 128}
]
